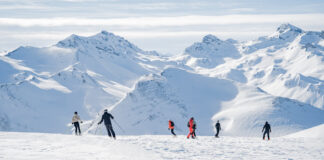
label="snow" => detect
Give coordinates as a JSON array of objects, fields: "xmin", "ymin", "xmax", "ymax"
[
  {"xmin": 0, "ymin": 30, "xmax": 173, "ymax": 132},
  {"xmin": 1, "ymin": 24, "xmax": 324, "ymax": 139},
  {"xmin": 0, "ymin": 132, "xmax": 159, "ymax": 160},
  {"xmin": 0, "ymin": 131, "xmax": 323, "ymax": 160},
  {"xmin": 319, "ymin": 40, "xmax": 324, "ymax": 47},
  {"xmin": 286, "ymin": 124, "xmax": 324, "ymax": 139},
  {"xmin": 95, "ymin": 68, "xmax": 238, "ymax": 135},
  {"xmin": 184, "ymin": 34, "xmax": 240, "ymax": 68},
  {"xmin": 29, "ymin": 77, "xmax": 72, "ymax": 93}
]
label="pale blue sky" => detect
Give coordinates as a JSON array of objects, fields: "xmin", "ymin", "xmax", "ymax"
[{"xmin": 0, "ymin": 0, "xmax": 324, "ymax": 54}]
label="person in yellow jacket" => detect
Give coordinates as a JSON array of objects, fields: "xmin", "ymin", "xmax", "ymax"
[{"xmin": 72, "ymin": 111, "xmax": 83, "ymax": 135}]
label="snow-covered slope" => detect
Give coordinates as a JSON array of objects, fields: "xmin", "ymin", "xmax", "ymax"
[
  {"xmin": 1, "ymin": 24, "xmax": 324, "ymax": 137},
  {"xmin": 1, "ymin": 132, "xmax": 323, "ymax": 160},
  {"xmin": 88, "ymin": 24, "xmax": 324, "ymax": 137},
  {"xmin": 193, "ymin": 24, "xmax": 324, "ymax": 109},
  {"xmin": 88, "ymin": 68, "xmax": 324, "ymax": 136},
  {"xmin": 286, "ymin": 124, "xmax": 324, "ymax": 138},
  {"xmin": 0, "ymin": 31, "xmax": 173, "ymax": 132},
  {"xmin": 212, "ymin": 85, "xmax": 324, "ymax": 137},
  {"xmin": 89, "ymin": 68, "xmax": 238, "ymax": 135}
]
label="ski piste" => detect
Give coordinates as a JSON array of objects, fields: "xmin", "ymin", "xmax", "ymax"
[{"xmin": 0, "ymin": 131, "xmax": 323, "ymax": 160}]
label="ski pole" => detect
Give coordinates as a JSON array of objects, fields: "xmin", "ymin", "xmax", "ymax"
[
  {"xmin": 94, "ymin": 124, "xmax": 99, "ymax": 135},
  {"xmin": 113, "ymin": 119, "xmax": 125, "ymax": 133},
  {"xmin": 94, "ymin": 112, "xmax": 100, "ymax": 135}
]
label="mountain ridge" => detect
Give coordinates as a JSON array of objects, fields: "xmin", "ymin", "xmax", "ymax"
[{"xmin": 1, "ymin": 24, "xmax": 324, "ymax": 136}]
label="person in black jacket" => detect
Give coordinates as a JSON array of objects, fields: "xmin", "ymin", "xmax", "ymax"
[
  {"xmin": 98, "ymin": 109, "xmax": 116, "ymax": 139},
  {"xmin": 215, "ymin": 120, "xmax": 221, "ymax": 138},
  {"xmin": 262, "ymin": 121, "xmax": 271, "ymax": 140}
]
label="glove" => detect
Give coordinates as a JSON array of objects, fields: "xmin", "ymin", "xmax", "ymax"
[
  {"xmin": 72, "ymin": 123, "xmax": 73, "ymax": 125},
  {"xmin": 97, "ymin": 122, "xmax": 100, "ymax": 125},
  {"xmin": 81, "ymin": 121, "xmax": 83, "ymax": 123},
  {"xmin": 168, "ymin": 128, "xmax": 170, "ymax": 130}
]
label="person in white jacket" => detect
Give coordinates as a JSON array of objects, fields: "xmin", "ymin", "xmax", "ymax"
[{"xmin": 72, "ymin": 111, "xmax": 82, "ymax": 135}]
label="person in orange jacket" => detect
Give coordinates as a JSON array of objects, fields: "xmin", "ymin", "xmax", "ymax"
[
  {"xmin": 168, "ymin": 120, "xmax": 176, "ymax": 136},
  {"xmin": 187, "ymin": 117, "xmax": 196, "ymax": 139}
]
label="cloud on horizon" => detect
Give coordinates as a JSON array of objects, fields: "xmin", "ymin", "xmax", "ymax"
[
  {"xmin": 1, "ymin": 14, "xmax": 324, "ymax": 28},
  {"xmin": 0, "ymin": 0, "xmax": 324, "ymax": 54}
]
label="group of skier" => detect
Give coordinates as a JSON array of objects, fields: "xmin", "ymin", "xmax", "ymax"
[
  {"xmin": 72, "ymin": 112, "xmax": 272, "ymax": 140},
  {"xmin": 71, "ymin": 109, "xmax": 116, "ymax": 139},
  {"xmin": 168, "ymin": 118, "xmax": 271, "ymax": 140}
]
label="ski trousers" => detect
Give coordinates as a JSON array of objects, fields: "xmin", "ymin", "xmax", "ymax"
[
  {"xmin": 187, "ymin": 128, "xmax": 195, "ymax": 138},
  {"xmin": 170, "ymin": 129, "xmax": 176, "ymax": 136},
  {"xmin": 105, "ymin": 124, "xmax": 116, "ymax": 138},
  {"xmin": 73, "ymin": 122, "xmax": 81, "ymax": 135},
  {"xmin": 215, "ymin": 128, "xmax": 220, "ymax": 137},
  {"xmin": 263, "ymin": 131, "xmax": 270, "ymax": 140}
]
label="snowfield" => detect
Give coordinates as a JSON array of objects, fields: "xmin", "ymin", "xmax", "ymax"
[
  {"xmin": 0, "ymin": 131, "xmax": 323, "ymax": 160},
  {"xmin": 1, "ymin": 23, "xmax": 324, "ymax": 141}
]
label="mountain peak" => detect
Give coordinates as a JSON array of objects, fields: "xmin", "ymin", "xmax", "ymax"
[
  {"xmin": 100, "ymin": 30, "xmax": 109, "ymax": 35},
  {"xmin": 202, "ymin": 34, "xmax": 221, "ymax": 44},
  {"xmin": 276, "ymin": 23, "xmax": 303, "ymax": 34},
  {"xmin": 96, "ymin": 30, "xmax": 117, "ymax": 38},
  {"xmin": 56, "ymin": 34, "xmax": 83, "ymax": 48},
  {"xmin": 55, "ymin": 31, "xmax": 142, "ymax": 55}
]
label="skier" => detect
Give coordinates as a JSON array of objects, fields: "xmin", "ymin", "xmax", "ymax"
[
  {"xmin": 215, "ymin": 120, "xmax": 221, "ymax": 138},
  {"xmin": 98, "ymin": 109, "xmax": 116, "ymax": 139},
  {"xmin": 262, "ymin": 121, "xmax": 271, "ymax": 140},
  {"xmin": 187, "ymin": 117, "xmax": 196, "ymax": 139},
  {"xmin": 72, "ymin": 111, "xmax": 82, "ymax": 135},
  {"xmin": 168, "ymin": 120, "xmax": 176, "ymax": 136},
  {"xmin": 192, "ymin": 120, "xmax": 197, "ymax": 137}
]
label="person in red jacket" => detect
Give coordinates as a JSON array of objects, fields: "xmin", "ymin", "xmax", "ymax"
[
  {"xmin": 168, "ymin": 120, "xmax": 176, "ymax": 136},
  {"xmin": 187, "ymin": 117, "xmax": 196, "ymax": 139}
]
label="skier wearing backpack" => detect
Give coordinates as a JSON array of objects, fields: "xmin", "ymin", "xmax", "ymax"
[
  {"xmin": 262, "ymin": 121, "xmax": 271, "ymax": 140},
  {"xmin": 72, "ymin": 111, "xmax": 82, "ymax": 135},
  {"xmin": 215, "ymin": 120, "xmax": 221, "ymax": 138},
  {"xmin": 98, "ymin": 109, "xmax": 116, "ymax": 139},
  {"xmin": 187, "ymin": 117, "xmax": 196, "ymax": 139},
  {"xmin": 168, "ymin": 120, "xmax": 176, "ymax": 136}
]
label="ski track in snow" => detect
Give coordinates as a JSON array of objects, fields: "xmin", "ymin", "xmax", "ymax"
[{"xmin": 0, "ymin": 132, "xmax": 323, "ymax": 160}]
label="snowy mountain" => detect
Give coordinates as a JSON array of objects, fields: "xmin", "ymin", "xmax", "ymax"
[
  {"xmin": 182, "ymin": 34, "xmax": 240, "ymax": 68},
  {"xmin": 202, "ymin": 24, "xmax": 324, "ymax": 109},
  {"xmin": 0, "ymin": 31, "xmax": 173, "ymax": 132},
  {"xmin": 1, "ymin": 24, "xmax": 324, "ymax": 137},
  {"xmin": 89, "ymin": 68, "xmax": 237, "ymax": 135},
  {"xmin": 89, "ymin": 68, "xmax": 324, "ymax": 137}
]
